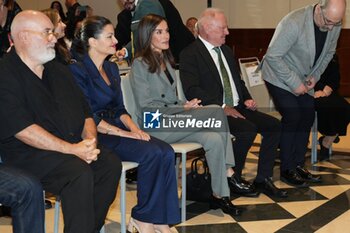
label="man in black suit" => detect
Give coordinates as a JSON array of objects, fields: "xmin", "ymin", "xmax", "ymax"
[{"xmin": 180, "ymin": 8, "xmax": 286, "ymax": 198}]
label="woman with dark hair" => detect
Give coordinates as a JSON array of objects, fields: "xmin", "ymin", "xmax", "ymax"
[
  {"xmin": 129, "ymin": 14, "xmax": 243, "ymax": 218},
  {"xmin": 50, "ymin": 1, "xmax": 66, "ymax": 22},
  {"xmin": 69, "ymin": 16, "xmax": 180, "ymax": 233},
  {"xmin": 41, "ymin": 8, "xmax": 72, "ymax": 64},
  {"xmin": 315, "ymin": 54, "xmax": 350, "ymax": 161}
]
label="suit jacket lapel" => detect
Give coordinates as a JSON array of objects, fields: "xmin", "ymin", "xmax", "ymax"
[
  {"xmin": 305, "ymin": 7, "xmax": 316, "ymax": 67},
  {"xmin": 82, "ymin": 56, "xmax": 113, "ymax": 95},
  {"xmin": 196, "ymin": 39, "xmax": 223, "ymax": 86}
]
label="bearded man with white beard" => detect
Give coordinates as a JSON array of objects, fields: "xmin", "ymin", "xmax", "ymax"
[{"xmin": 0, "ymin": 10, "xmax": 122, "ymax": 233}]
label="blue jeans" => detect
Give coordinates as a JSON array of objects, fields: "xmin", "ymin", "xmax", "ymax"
[{"xmin": 0, "ymin": 165, "xmax": 45, "ymax": 233}]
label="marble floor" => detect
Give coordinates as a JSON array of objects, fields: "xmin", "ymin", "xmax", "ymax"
[{"xmin": 0, "ymin": 134, "xmax": 350, "ymax": 233}]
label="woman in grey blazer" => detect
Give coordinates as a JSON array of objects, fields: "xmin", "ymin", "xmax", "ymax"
[{"xmin": 129, "ymin": 14, "xmax": 242, "ymax": 217}]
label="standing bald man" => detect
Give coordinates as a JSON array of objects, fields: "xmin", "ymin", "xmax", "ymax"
[
  {"xmin": 0, "ymin": 11, "xmax": 122, "ymax": 233},
  {"xmin": 261, "ymin": 0, "xmax": 346, "ymax": 186}
]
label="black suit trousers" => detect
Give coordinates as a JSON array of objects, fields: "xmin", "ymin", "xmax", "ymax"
[
  {"xmin": 227, "ymin": 107, "xmax": 281, "ymax": 182},
  {"xmin": 40, "ymin": 147, "xmax": 121, "ymax": 233},
  {"xmin": 266, "ymin": 82, "xmax": 315, "ymax": 172}
]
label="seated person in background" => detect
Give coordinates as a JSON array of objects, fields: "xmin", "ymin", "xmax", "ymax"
[
  {"xmin": 186, "ymin": 17, "xmax": 198, "ymax": 38},
  {"xmin": 50, "ymin": 1, "xmax": 66, "ymax": 22},
  {"xmin": 0, "ymin": 165, "xmax": 45, "ymax": 233},
  {"xmin": 41, "ymin": 8, "xmax": 73, "ymax": 64},
  {"xmin": 180, "ymin": 8, "xmax": 286, "ymax": 197},
  {"xmin": 0, "ymin": 10, "xmax": 122, "ymax": 233},
  {"xmin": 315, "ymin": 54, "xmax": 350, "ymax": 161},
  {"xmin": 69, "ymin": 15, "xmax": 180, "ymax": 233},
  {"xmin": 130, "ymin": 14, "xmax": 244, "ymax": 218}
]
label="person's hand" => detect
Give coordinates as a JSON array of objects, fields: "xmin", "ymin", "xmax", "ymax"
[
  {"xmin": 130, "ymin": 129, "xmax": 151, "ymax": 141},
  {"xmin": 314, "ymin": 90, "xmax": 327, "ymax": 98},
  {"xmin": 244, "ymin": 99, "xmax": 257, "ymax": 111},
  {"xmin": 223, "ymin": 106, "xmax": 245, "ymax": 119},
  {"xmin": 305, "ymin": 76, "xmax": 316, "ymax": 90},
  {"xmin": 71, "ymin": 138, "xmax": 100, "ymax": 163},
  {"xmin": 115, "ymin": 48, "xmax": 127, "ymax": 61},
  {"xmin": 294, "ymin": 83, "xmax": 308, "ymax": 95},
  {"xmin": 184, "ymin": 98, "xmax": 201, "ymax": 110}
]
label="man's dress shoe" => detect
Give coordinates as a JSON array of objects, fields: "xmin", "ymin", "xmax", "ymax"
[
  {"xmin": 254, "ymin": 177, "xmax": 288, "ymax": 198},
  {"xmin": 209, "ymin": 196, "xmax": 243, "ymax": 217},
  {"xmin": 228, "ymin": 176, "xmax": 260, "ymax": 197},
  {"xmin": 296, "ymin": 166, "xmax": 322, "ymax": 183},
  {"xmin": 280, "ymin": 170, "xmax": 308, "ymax": 187}
]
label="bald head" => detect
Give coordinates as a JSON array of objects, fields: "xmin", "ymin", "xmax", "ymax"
[
  {"xmin": 11, "ymin": 10, "xmax": 54, "ymax": 43},
  {"xmin": 197, "ymin": 8, "xmax": 229, "ymax": 46},
  {"xmin": 322, "ymin": 0, "xmax": 347, "ymax": 22},
  {"xmin": 11, "ymin": 10, "xmax": 57, "ymax": 67},
  {"xmin": 316, "ymin": 0, "xmax": 346, "ymax": 32}
]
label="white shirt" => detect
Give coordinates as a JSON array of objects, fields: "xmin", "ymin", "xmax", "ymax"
[{"xmin": 198, "ymin": 36, "xmax": 240, "ymax": 107}]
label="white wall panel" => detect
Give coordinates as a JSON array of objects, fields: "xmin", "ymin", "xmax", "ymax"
[
  {"xmin": 229, "ymin": 0, "xmax": 289, "ymax": 28},
  {"xmin": 172, "ymin": 0, "xmax": 207, "ymax": 24}
]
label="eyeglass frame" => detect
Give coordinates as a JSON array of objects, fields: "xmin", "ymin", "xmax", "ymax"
[
  {"xmin": 23, "ymin": 29, "xmax": 59, "ymax": 40},
  {"xmin": 319, "ymin": 7, "xmax": 342, "ymax": 27}
]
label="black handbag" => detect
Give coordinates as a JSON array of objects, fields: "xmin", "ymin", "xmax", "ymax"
[{"xmin": 186, "ymin": 157, "xmax": 213, "ymax": 202}]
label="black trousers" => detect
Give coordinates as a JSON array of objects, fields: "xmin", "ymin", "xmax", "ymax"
[
  {"xmin": 227, "ymin": 107, "xmax": 281, "ymax": 182},
  {"xmin": 40, "ymin": 147, "xmax": 121, "ymax": 233},
  {"xmin": 266, "ymin": 82, "xmax": 314, "ymax": 172}
]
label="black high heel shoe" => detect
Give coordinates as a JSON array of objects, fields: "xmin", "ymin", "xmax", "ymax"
[
  {"xmin": 318, "ymin": 136, "xmax": 330, "ymax": 161},
  {"xmin": 334, "ymin": 136, "xmax": 340, "ymax": 144}
]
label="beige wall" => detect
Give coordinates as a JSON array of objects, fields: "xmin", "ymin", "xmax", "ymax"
[{"xmin": 16, "ymin": 0, "xmax": 349, "ymax": 28}]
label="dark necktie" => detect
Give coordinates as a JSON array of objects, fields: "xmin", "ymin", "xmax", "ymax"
[{"xmin": 213, "ymin": 47, "xmax": 234, "ymax": 106}]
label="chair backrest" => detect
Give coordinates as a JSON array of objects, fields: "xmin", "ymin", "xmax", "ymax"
[
  {"xmin": 175, "ymin": 69, "xmax": 187, "ymax": 102},
  {"xmin": 120, "ymin": 73, "xmax": 139, "ymax": 125},
  {"xmin": 238, "ymin": 57, "xmax": 274, "ymax": 112}
]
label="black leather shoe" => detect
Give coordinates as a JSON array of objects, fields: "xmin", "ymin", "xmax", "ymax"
[
  {"xmin": 281, "ymin": 170, "xmax": 308, "ymax": 187},
  {"xmin": 296, "ymin": 166, "xmax": 322, "ymax": 183},
  {"xmin": 254, "ymin": 177, "xmax": 288, "ymax": 198},
  {"xmin": 319, "ymin": 136, "xmax": 330, "ymax": 161},
  {"xmin": 334, "ymin": 136, "xmax": 340, "ymax": 143},
  {"xmin": 209, "ymin": 196, "xmax": 243, "ymax": 217},
  {"xmin": 228, "ymin": 176, "xmax": 260, "ymax": 197},
  {"xmin": 45, "ymin": 200, "xmax": 52, "ymax": 209}
]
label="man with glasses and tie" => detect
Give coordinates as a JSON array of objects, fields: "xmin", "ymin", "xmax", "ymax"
[
  {"xmin": 0, "ymin": 10, "xmax": 122, "ymax": 233},
  {"xmin": 260, "ymin": 0, "xmax": 345, "ymax": 187},
  {"xmin": 180, "ymin": 8, "xmax": 286, "ymax": 198}
]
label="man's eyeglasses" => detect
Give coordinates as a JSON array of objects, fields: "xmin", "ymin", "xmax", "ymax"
[
  {"xmin": 24, "ymin": 30, "xmax": 58, "ymax": 40},
  {"xmin": 320, "ymin": 8, "xmax": 342, "ymax": 27}
]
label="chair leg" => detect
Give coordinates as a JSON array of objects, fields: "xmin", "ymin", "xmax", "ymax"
[
  {"xmin": 120, "ymin": 170, "xmax": 127, "ymax": 233},
  {"xmin": 54, "ymin": 198, "xmax": 60, "ymax": 233},
  {"xmin": 311, "ymin": 113, "xmax": 318, "ymax": 164},
  {"xmin": 181, "ymin": 152, "xmax": 186, "ymax": 222},
  {"xmin": 175, "ymin": 156, "xmax": 180, "ymax": 188}
]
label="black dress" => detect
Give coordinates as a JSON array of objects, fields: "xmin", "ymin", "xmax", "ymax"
[{"xmin": 315, "ymin": 55, "xmax": 350, "ymax": 136}]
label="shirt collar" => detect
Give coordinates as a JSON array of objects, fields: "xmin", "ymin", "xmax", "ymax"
[{"xmin": 198, "ymin": 35, "xmax": 218, "ymax": 52}]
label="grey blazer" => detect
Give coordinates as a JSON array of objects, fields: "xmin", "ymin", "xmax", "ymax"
[
  {"xmin": 129, "ymin": 57, "xmax": 186, "ymax": 122},
  {"xmin": 261, "ymin": 4, "xmax": 341, "ymax": 95}
]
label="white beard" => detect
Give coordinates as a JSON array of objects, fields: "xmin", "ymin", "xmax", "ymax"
[{"xmin": 38, "ymin": 47, "xmax": 56, "ymax": 64}]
